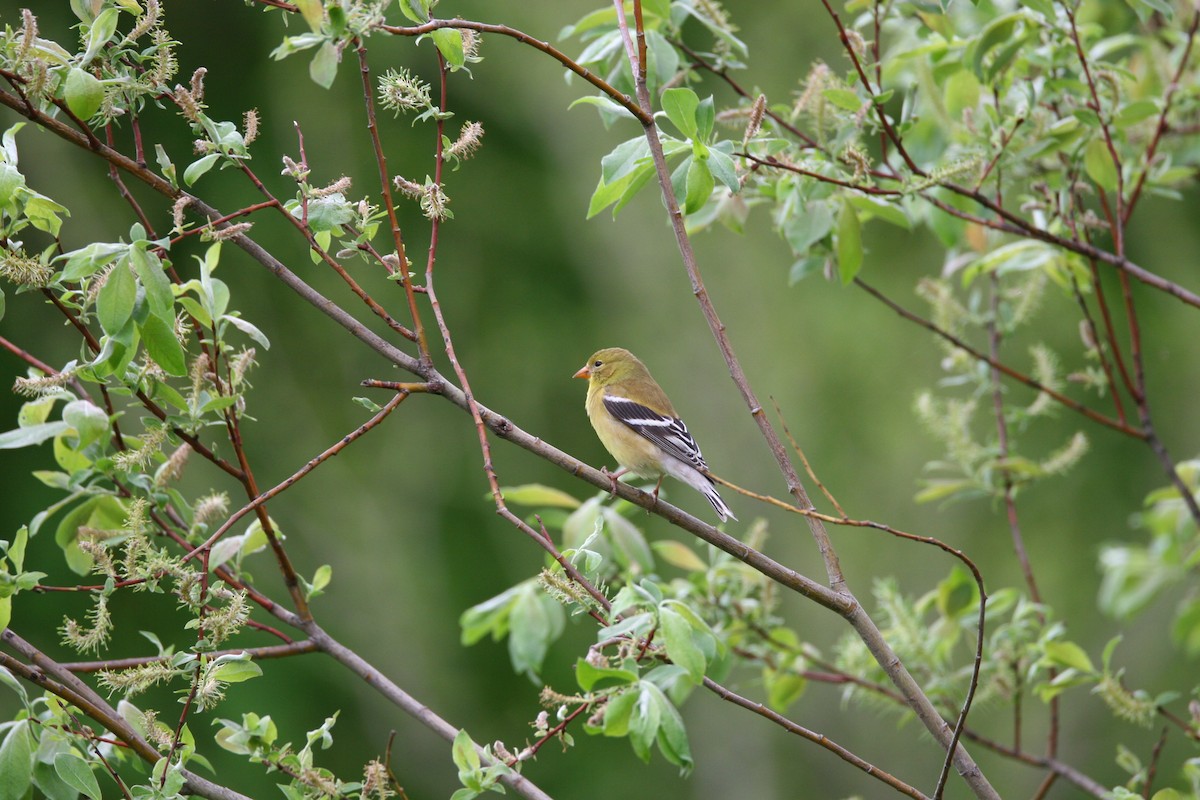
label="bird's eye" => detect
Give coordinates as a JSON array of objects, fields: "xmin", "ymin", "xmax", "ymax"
[{"xmin": 593, "ymin": 360, "xmax": 603, "ymax": 367}]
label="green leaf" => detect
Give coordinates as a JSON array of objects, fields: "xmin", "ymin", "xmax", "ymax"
[
  {"xmin": 661, "ymin": 88, "xmax": 700, "ymax": 139},
  {"xmin": 846, "ymin": 194, "xmax": 910, "ymax": 229},
  {"xmin": 628, "ymin": 683, "xmax": 662, "ymax": 762},
  {"xmin": 59, "ymin": 242, "xmax": 128, "ymax": 282},
  {"xmin": 139, "ymin": 314, "xmax": 187, "ymax": 376},
  {"xmin": 835, "ymin": 200, "xmax": 863, "ymax": 284},
  {"xmin": 62, "ymin": 400, "xmax": 108, "ymax": 449},
  {"xmin": 310, "ymin": 564, "xmax": 332, "ymax": 593},
  {"xmin": 0, "ymin": 422, "xmax": 69, "ymax": 450},
  {"xmin": 784, "ymin": 199, "xmax": 835, "ymax": 253},
  {"xmin": 651, "ymin": 540, "xmax": 706, "ymax": 572},
  {"xmin": 602, "ymin": 508, "xmax": 654, "ymax": 573},
  {"xmin": 294, "ymin": 0, "xmax": 325, "ymax": 31},
  {"xmin": 80, "ymin": 8, "xmax": 119, "ymax": 66},
  {"xmin": 822, "ymin": 88, "xmax": 863, "ymax": 111},
  {"xmin": 211, "ymin": 658, "xmax": 263, "ymax": 684},
  {"xmin": 575, "ymin": 657, "xmax": 639, "ymax": 692},
  {"xmin": 1115, "ymin": 99, "xmax": 1159, "ymax": 127},
  {"xmin": 1042, "ymin": 640, "xmax": 1096, "ymax": 674},
  {"xmin": 1083, "ymin": 138, "xmax": 1118, "ymax": 192},
  {"xmin": 695, "ymin": 96, "xmax": 715, "ymax": 141},
  {"xmin": 398, "ymin": 0, "xmax": 432, "ymax": 24},
  {"xmin": 154, "ymin": 143, "xmax": 177, "ymax": 187},
  {"xmin": 221, "ymin": 314, "xmax": 271, "ymax": 349},
  {"xmin": 508, "ymin": 583, "xmax": 564, "ymax": 679},
  {"xmin": 683, "ymin": 158, "xmax": 714, "ymax": 215},
  {"xmin": 183, "ymin": 153, "xmax": 220, "ymax": 186},
  {"xmin": 707, "ymin": 149, "xmax": 739, "ymax": 192},
  {"xmin": 19, "ymin": 396, "xmax": 58, "ymax": 427},
  {"xmin": 659, "ymin": 607, "xmax": 704, "ymax": 683},
  {"xmin": 310, "ymin": 40, "xmax": 339, "ymax": 89},
  {"xmin": 97, "ymin": 262, "xmax": 136, "ymax": 336},
  {"xmin": 601, "ymin": 688, "xmax": 637, "ymax": 737},
  {"xmin": 131, "ymin": 247, "xmax": 174, "ymax": 321},
  {"xmin": 55, "ymin": 496, "xmax": 126, "ymax": 575},
  {"xmin": 451, "ymin": 729, "xmax": 481, "ymax": 775},
  {"xmin": 431, "ymin": 29, "xmax": 465, "ymax": 68},
  {"xmin": 0, "ymin": 597, "xmax": 10, "ymax": 634},
  {"xmin": 52, "ymin": 753, "xmax": 101, "ymax": 800},
  {"xmin": 0, "ymin": 720, "xmax": 33, "ymax": 800},
  {"xmin": 32, "ymin": 759, "xmax": 77, "ymax": 800},
  {"xmin": 943, "ymin": 71, "xmax": 981, "ymax": 118},
  {"xmin": 764, "ymin": 668, "xmax": 806, "ymax": 711},
  {"xmin": 64, "ymin": 68, "xmax": 103, "ymax": 121},
  {"xmin": 936, "ymin": 566, "xmax": 977, "ymax": 619},
  {"xmin": 499, "ymin": 484, "xmax": 581, "ymax": 509}
]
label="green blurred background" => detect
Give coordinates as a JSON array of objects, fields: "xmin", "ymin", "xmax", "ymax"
[{"xmin": 2, "ymin": 1, "xmax": 1199, "ymax": 797}]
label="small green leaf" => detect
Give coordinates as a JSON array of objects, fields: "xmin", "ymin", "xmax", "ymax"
[
  {"xmin": 707, "ymin": 149, "xmax": 739, "ymax": 192},
  {"xmin": 835, "ymin": 200, "xmax": 863, "ymax": 284},
  {"xmin": 764, "ymin": 668, "xmax": 806, "ymax": 711},
  {"xmin": 822, "ymin": 88, "xmax": 862, "ymax": 111},
  {"xmin": 575, "ymin": 657, "xmax": 639, "ymax": 692},
  {"xmin": 628, "ymin": 683, "xmax": 662, "ymax": 762},
  {"xmin": 155, "ymin": 144, "xmax": 177, "ymax": 187},
  {"xmin": 602, "ymin": 508, "xmax": 654, "ymax": 574},
  {"xmin": 294, "ymin": 0, "xmax": 325, "ymax": 31},
  {"xmin": 1083, "ymin": 138, "xmax": 1118, "ymax": 192},
  {"xmin": 59, "ymin": 242, "xmax": 128, "ymax": 282},
  {"xmin": 62, "ymin": 400, "xmax": 108, "ymax": 449},
  {"xmin": 96, "ymin": 262, "xmax": 136, "ymax": 336},
  {"xmin": 131, "ymin": 247, "xmax": 173, "ymax": 321},
  {"xmin": 683, "ymin": 158, "xmax": 714, "ymax": 215},
  {"xmin": 601, "ymin": 688, "xmax": 637, "ymax": 737},
  {"xmin": 651, "ymin": 540, "xmax": 706, "ymax": 572},
  {"xmin": 211, "ymin": 659, "xmax": 263, "ymax": 684},
  {"xmin": 398, "ymin": 0, "xmax": 432, "ymax": 24},
  {"xmin": 310, "ymin": 564, "xmax": 332, "ymax": 593},
  {"xmin": 695, "ymin": 96, "xmax": 715, "ymax": 141},
  {"xmin": 451, "ymin": 729, "xmax": 481, "ymax": 775},
  {"xmin": 936, "ymin": 566, "xmax": 977, "ymax": 619},
  {"xmin": 499, "ymin": 484, "xmax": 581, "ymax": 509},
  {"xmin": 0, "ymin": 422, "xmax": 69, "ymax": 450},
  {"xmin": 310, "ymin": 40, "xmax": 339, "ymax": 89},
  {"xmin": 80, "ymin": 8, "xmax": 119, "ymax": 66},
  {"xmin": 661, "ymin": 88, "xmax": 699, "ymax": 139},
  {"xmin": 659, "ymin": 607, "xmax": 704, "ymax": 683},
  {"xmin": 431, "ymin": 29, "xmax": 465, "ymax": 68},
  {"xmin": 784, "ymin": 199, "xmax": 835, "ymax": 253},
  {"xmin": 183, "ymin": 153, "xmax": 220, "ymax": 186},
  {"xmin": 0, "ymin": 720, "xmax": 34, "ymax": 800},
  {"xmin": 508, "ymin": 583, "xmax": 564, "ymax": 679},
  {"xmin": 1042, "ymin": 640, "xmax": 1096, "ymax": 674},
  {"xmin": 139, "ymin": 314, "xmax": 187, "ymax": 377},
  {"xmin": 52, "ymin": 753, "xmax": 101, "ymax": 800},
  {"xmin": 221, "ymin": 314, "xmax": 271, "ymax": 350},
  {"xmin": 64, "ymin": 68, "xmax": 103, "ymax": 121}
]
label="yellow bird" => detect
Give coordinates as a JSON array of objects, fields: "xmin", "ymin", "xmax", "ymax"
[{"xmin": 574, "ymin": 347, "xmax": 735, "ymax": 523}]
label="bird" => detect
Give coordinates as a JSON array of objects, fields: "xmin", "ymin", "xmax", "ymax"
[{"xmin": 573, "ymin": 347, "xmax": 736, "ymax": 523}]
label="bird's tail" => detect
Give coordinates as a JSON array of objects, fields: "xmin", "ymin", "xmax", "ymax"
[{"xmin": 701, "ymin": 478, "xmax": 736, "ymax": 523}]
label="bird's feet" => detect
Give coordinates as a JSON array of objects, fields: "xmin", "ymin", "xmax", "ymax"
[{"xmin": 600, "ymin": 466, "xmax": 628, "ymax": 497}]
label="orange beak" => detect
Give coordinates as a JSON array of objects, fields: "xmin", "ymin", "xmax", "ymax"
[{"xmin": 573, "ymin": 365, "xmax": 591, "ymax": 380}]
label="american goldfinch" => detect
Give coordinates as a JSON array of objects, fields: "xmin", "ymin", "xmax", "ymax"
[{"xmin": 574, "ymin": 347, "xmax": 736, "ymax": 523}]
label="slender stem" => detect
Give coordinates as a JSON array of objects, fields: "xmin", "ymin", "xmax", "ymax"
[
  {"xmin": 182, "ymin": 390, "xmax": 411, "ymax": 562},
  {"xmin": 855, "ymin": 278, "xmax": 1142, "ymax": 437},
  {"xmin": 352, "ymin": 38, "xmax": 429, "ymax": 359}
]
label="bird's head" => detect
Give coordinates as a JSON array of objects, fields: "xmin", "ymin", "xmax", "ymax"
[{"xmin": 573, "ymin": 347, "xmax": 646, "ymax": 385}]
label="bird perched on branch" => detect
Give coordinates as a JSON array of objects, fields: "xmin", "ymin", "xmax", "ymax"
[{"xmin": 574, "ymin": 347, "xmax": 736, "ymax": 523}]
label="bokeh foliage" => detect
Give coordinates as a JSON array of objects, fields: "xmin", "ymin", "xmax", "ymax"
[{"xmin": 1, "ymin": 0, "xmax": 1199, "ymax": 798}]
